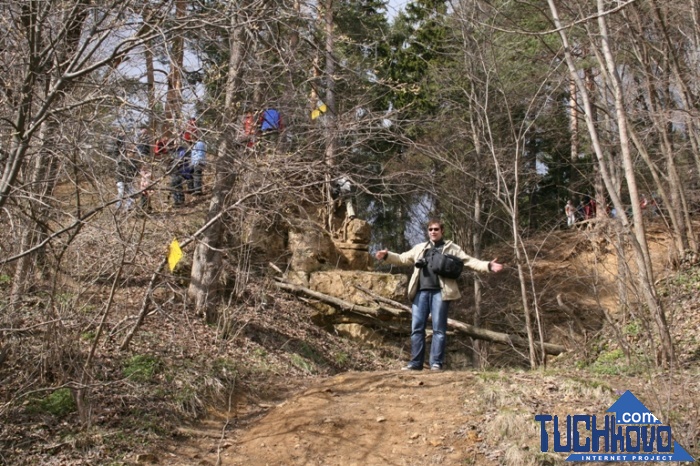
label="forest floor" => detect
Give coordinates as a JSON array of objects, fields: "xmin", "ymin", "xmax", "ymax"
[
  {"xmin": 155, "ymin": 214, "xmax": 700, "ymax": 466},
  {"xmin": 163, "ymin": 368, "xmax": 699, "ymax": 466},
  {"xmin": 1, "ymin": 190, "xmax": 700, "ymax": 465},
  {"xmin": 157, "ymin": 213, "xmax": 700, "ymax": 466}
]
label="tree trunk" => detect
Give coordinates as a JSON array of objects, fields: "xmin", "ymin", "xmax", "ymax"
[
  {"xmin": 570, "ymin": 77, "xmax": 579, "ymax": 164},
  {"xmin": 468, "ymin": 101, "xmax": 486, "ymax": 368},
  {"xmin": 323, "ymin": 0, "xmax": 337, "ymax": 231},
  {"xmin": 595, "ymin": 0, "xmax": 674, "ymax": 364},
  {"xmin": 164, "ymin": 0, "xmax": 186, "ymax": 130},
  {"xmin": 188, "ymin": 2, "xmax": 253, "ymax": 323},
  {"xmin": 512, "ymin": 134, "xmax": 537, "ymax": 368},
  {"xmin": 145, "ymin": 38, "xmax": 157, "ymax": 138},
  {"xmin": 471, "ymin": 189, "xmax": 485, "ymax": 368}
]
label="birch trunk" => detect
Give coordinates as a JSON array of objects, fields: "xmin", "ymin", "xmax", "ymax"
[
  {"xmin": 546, "ymin": 0, "xmax": 674, "ymax": 365},
  {"xmin": 594, "ymin": 0, "xmax": 673, "ymax": 364}
]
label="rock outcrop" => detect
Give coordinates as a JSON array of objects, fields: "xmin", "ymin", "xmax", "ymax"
[{"xmin": 288, "ymin": 218, "xmax": 373, "ymax": 273}]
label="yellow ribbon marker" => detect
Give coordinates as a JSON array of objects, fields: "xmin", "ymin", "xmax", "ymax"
[
  {"xmin": 168, "ymin": 238, "xmax": 183, "ymax": 272},
  {"xmin": 311, "ymin": 101, "xmax": 328, "ymax": 120}
]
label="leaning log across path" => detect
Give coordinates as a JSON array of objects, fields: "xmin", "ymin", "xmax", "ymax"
[{"xmin": 273, "ymin": 279, "xmax": 567, "ymax": 356}]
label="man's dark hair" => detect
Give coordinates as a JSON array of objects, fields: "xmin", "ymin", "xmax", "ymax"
[{"xmin": 426, "ymin": 218, "xmax": 444, "ymax": 230}]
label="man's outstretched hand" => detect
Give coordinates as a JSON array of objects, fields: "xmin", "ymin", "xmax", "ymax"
[
  {"xmin": 375, "ymin": 249, "xmax": 388, "ymax": 260},
  {"xmin": 489, "ymin": 258, "xmax": 504, "ymax": 273}
]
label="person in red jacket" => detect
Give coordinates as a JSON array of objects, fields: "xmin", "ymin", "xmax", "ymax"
[
  {"xmin": 241, "ymin": 110, "xmax": 258, "ymax": 147},
  {"xmin": 182, "ymin": 117, "xmax": 200, "ymax": 143}
]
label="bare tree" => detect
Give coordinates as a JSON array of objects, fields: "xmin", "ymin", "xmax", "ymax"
[
  {"xmin": 4, "ymin": 1, "xmax": 170, "ymax": 302},
  {"xmin": 188, "ymin": 0, "xmax": 257, "ymax": 322},
  {"xmin": 546, "ymin": 0, "xmax": 674, "ymax": 364}
]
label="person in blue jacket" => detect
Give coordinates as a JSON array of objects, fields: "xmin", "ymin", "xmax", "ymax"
[{"xmin": 189, "ymin": 135, "xmax": 207, "ymax": 195}]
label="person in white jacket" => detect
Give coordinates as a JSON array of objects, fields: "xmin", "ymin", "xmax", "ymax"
[
  {"xmin": 565, "ymin": 200, "xmax": 576, "ymax": 227},
  {"xmin": 189, "ymin": 136, "xmax": 207, "ymax": 195},
  {"xmin": 375, "ymin": 219, "xmax": 503, "ymax": 371}
]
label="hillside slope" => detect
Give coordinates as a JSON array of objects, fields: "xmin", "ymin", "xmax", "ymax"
[
  {"xmin": 2, "ymin": 201, "xmax": 699, "ymax": 465},
  {"xmin": 159, "ymin": 220, "xmax": 700, "ymax": 466},
  {"xmin": 165, "ymin": 368, "xmax": 699, "ymax": 465}
]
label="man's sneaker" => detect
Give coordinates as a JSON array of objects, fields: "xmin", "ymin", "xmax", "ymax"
[
  {"xmin": 401, "ymin": 364, "xmax": 422, "ymax": 371},
  {"xmin": 430, "ymin": 364, "xmax": 443, "ymax": 371}
]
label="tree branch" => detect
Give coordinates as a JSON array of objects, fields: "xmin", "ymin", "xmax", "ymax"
[{"xmin": 277, "ymin": 278, "xmax": 567, "ymax": 356}]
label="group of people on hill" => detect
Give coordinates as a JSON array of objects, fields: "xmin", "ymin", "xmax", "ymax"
[
  {"xmin": 639, "ymin": 193, "xmax": 660, "ymax": 217},
  {"xmin": 113, "ymin": 117, "xmax": 207, "ymax": 212},
  {"xmin": 114, "ymin": 136, "xmax": 154, "ymax": 212},
  {"xmin": 565, "ymin": 195, "xmax": 597, "ymax": 227},
  {"xmin": 565, "ymin": 192, "xmax": 662, "ymax": 227},
  {"xmin": 112, "ymin": 106, "xmax": 347, "ymax": 214},
  {"xmin": 240, "ymin": 107, "xmax": 284, "ymax": 149},
  {"xmin": 156, "ymin": 121, "xmax": 208, "ymax": 206}
]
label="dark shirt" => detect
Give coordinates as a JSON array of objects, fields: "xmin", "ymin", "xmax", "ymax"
[
  {"xmin": 116, "ymin": 157, "xmax": 138, "ymax": 183},
  {"xmin": 172, "ymin": 147, "xmax": 193, "ymax": 178},
  {"xmin": 418, "ymin": 239, "xmax": 445, "ymax": 291}
]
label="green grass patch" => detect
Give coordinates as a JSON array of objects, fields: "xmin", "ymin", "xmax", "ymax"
[
  {"xmin": 334, "ymin": 351, "xmax": 349, "ymax": 366},
  {"xmin": 567, "ymin": 377, "xmax": 612, "ymax": 392},
  {"xmin": 212, "ymin": 357, "xmax": 238, "ymax": 382},
  {"xmin": 290, "ymin": 354, "xmax": 315, "ymax": 373},
  {"xmin": 590, "ymin": 348, "xmax": 625, "ymax": 375},
  {"xmin": 623, "ymin": 321, "xmax": 641, "ymax": 337},
  {"xmin": 298, "ymin": 342, "xmax": 324, "ymax": 365},
  {"xmin": 28, "ymin": 388, "xmax": 76, "ymax": 417},
  {"xmin": 123, "ymin": 354, "xmax": 160, "ymax": 383},
  {"xmin": 56, "ymin": 292, "xmax": 75, "ymax": 306},
  {"xmin": 173, "ymin": 386, "xmax": 203, "ymax": 418},
  {"xmin": 477, "ymin": 371, "xmax": 506, "ymax": 382},
  {"xmin": 596, "ymin": 348, "xmax": 624, "ymax": 364}
]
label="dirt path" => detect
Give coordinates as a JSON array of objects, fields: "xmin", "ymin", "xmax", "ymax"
[
  {"xmin": 157, "ymin": 365, "xmax": 700, "ymax": 466},
  {"xmin": 165, "ymin": 370, "xmax": 498, "ymax": 466}
]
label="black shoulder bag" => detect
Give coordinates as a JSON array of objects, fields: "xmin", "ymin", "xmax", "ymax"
[{"xmin": 425, "ymin": 247, "xmax": 464, "ymax": 279}]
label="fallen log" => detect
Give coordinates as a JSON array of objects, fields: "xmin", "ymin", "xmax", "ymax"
[
  {"xmin": 274, "ymin": 280, "xmax": 392, "ymax": 319},
  {"xmin": 356, "ymin": 284, "xmax": 566, "ymax": 355},
  {"xmin": 276, "ymin": 279, "xmax": 567, "ymax": 356},
  {"xmin": 343, "ymin": 287, "xmax": 405, "ymax": 317},
  {"xmin": 445, "ymin": 316, "xmax": 566, "ymax": 355},
  {"xmin": 354, "ymin": 285, "xmax": 410, "ymax": 311}
]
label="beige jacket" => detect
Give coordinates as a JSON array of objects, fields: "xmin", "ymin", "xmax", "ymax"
[{"xmin": 384, "ymin": 240, "xmax": 491, "ymax": 301}]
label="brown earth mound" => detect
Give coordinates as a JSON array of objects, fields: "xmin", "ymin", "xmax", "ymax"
[{"xmin": 163, "ymin": 369, "xmax": 699, "ymax": 465}]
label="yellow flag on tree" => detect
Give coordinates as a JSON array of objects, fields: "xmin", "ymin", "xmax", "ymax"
[
  {"xmin": 311, "ymin": 100, "xmax": 328, "ymax": 120},
  {"xmin": 168, "ymin": 239, "xmax": 183, "ymax": 272}
]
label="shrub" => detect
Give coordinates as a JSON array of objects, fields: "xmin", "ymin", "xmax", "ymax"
[
  {"xmin": 123, "ymin": 355, "xmax": 159, "ymax": 383},
  {"xmin": 29, "ymin": 388, "xmax": 76, "ymax": 417}
]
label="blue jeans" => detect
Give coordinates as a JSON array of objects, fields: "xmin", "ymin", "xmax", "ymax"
[
  {"xmin": 409, "ymin": 289, "xmax": 449, "ymax": 368},
  {"xmin": 191, "ymin": 164, "xmax": 203, "ymax": 194},
  {"xmin": 170, "ymin": 173, "xmax": 185, "ymax": 205}
]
